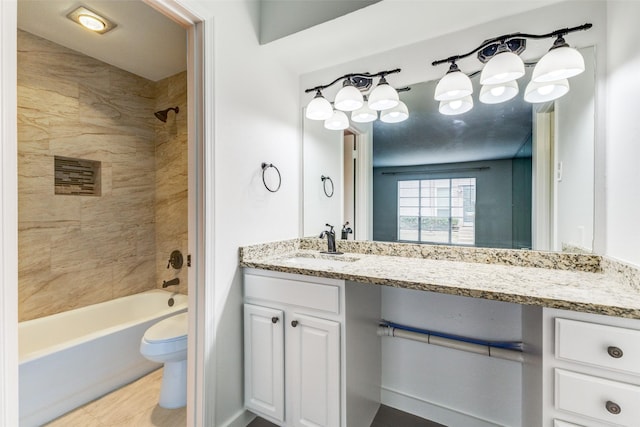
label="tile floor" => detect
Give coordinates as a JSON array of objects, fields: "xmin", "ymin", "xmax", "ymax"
[
  {"xmin": 247, "ymin": 405, "xmax": 445, "ymax": 427},
  {"xmin": 46, "ymin": 369, "xmax": 443, "ymax": 427},
  {"xmin": 45, "ymin": 368, "xmax": 186, "ymax": 427}
]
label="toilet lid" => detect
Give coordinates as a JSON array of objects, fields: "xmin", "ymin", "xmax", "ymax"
[{"xmin": 144, "ymin": 312, "xmax": 188, "ymax": 343}]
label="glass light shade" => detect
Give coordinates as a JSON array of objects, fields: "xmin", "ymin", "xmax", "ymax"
[
  {"xmin": 532, "ymin": 46, "xmax": 585, "ymax": 82},
  {"xmin": 324, "ymin": 110, "xmax": 349, "ymax": 130},
  {"xmin": 368, "ymin": 81, "xmax": 399, "ymax": 111},
  {"xmin": 524, "ymin": 78, "xmax": 570, "ymax": 103},
  {"xmin": 305, "ymin": 93, "xmax": 333, "ymax": 121},
  {"xmin": 439, "ymin": 96, "xmax": 473, "ymax": 115},
  {"xmin": 479, "ymin": 80, "xmax": 519, "ymax": 104},
  {"xmin": 334, "ymin": 85, "xmax": 364, "ymax": 111},
  {"xmin": 351, "ymin": 104, "xmax": 377, "ymax": 123},
  {"xmin": 78, "ymin": 14, "xmax": 106, "ymax": 31},
  {"xmin": 480, "ymin": 51, "xmax": 525, "ymax": 85},
  {"xmin": 380, "ymin": 101, "xmax": 409, "ymax": 123},
  {"xmin": 434, "ymin": 70, "xmax": 473, "ymax": 101}
]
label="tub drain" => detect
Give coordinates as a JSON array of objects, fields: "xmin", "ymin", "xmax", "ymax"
[{"xmin": 168, "ymin": 297, "xmax": 175, "ymax": 307}]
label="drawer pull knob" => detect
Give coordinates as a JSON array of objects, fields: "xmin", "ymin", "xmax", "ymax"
[
  {"xmin": 291, "ymin": 320, "xmax": 299, "ymax": 328},
  {"xmin": 271, "ymin": 317, "xmax": 279, "ymax": 324},
  {"xmin": 607, "ymin": 346, "xmax": 624, "ymax": 358},
  {"xmin": 606, "ymin": 400, "xmax": 621, "ymax": 415}
]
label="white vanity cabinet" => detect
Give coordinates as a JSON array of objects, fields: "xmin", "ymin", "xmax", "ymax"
[
  {"xmin": 243, "ymin": 268, "xmax": 381, "ymax": 427},
  {"xmin": 542, "ymin": 308, "xmax": 640, "ymax": 427}
]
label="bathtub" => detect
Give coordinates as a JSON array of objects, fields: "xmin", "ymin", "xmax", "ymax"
[{"xmin": 18, "ymin": 289, "xmax": 188, "ymax": 427}]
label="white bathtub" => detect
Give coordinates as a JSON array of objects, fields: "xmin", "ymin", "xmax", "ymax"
[{"xmin": 18, "ymin": 289, "xmax": 188, "ymax": 427}]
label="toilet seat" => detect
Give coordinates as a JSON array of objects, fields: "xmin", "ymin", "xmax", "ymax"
[
  {"xmin": 140, "ymin": 312, "xmax": 188, "ymax": 359},
  {"xmin": 144, "ymin": 312, "xmax": 188, "ymax": 343}
]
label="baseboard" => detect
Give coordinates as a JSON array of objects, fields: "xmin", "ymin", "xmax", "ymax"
[
  {"xmin": 220, "ymin": 409, "xmax": 256, "ymax": 427},
  {"xmin": 381, "ymin": 387, "xmax": 503, "ymax": 427}
]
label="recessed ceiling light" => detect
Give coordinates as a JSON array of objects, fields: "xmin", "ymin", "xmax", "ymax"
[{"xmin": 66, "ymin": 6, "xmax": 116, "ymax": 34}]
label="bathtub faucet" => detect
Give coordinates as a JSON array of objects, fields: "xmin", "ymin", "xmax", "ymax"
[{"xmin": 162, "ymin": 278, "xmax": 180, "ymax": 288}]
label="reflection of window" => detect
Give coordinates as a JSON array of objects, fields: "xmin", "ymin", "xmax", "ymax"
[{"xmin": 398, "ymin": 178, "xmax": 476, "ymax": 245}]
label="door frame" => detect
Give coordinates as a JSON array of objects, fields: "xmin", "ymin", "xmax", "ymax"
[{"xmin": 0, "ymin": 1, "xmax": 215, "ymax": 425}]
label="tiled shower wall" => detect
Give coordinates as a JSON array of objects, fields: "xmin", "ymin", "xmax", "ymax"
[
  {"xmin": 17, "ymin": 30, "xmax": 187, "ymax": 321},
  {"xmin": 155, "ymin": 72, "xmax": 188, "ymax": 295}
]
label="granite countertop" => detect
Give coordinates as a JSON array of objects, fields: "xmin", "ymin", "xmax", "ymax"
[{"xmin": 240, "ymin": 239, "xmax": 640, "ymax": 319}]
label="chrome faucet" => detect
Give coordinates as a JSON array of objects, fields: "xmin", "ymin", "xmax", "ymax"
[{"xmin": 319, "ymin": 223, "xmax": 338, "ymax": 254}]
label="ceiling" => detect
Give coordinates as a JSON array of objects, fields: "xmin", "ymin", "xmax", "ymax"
[
  {"xmin": 372, "ymin": 74, "xmax": 533, "ymax": 168},
  {"xmin": 17, "ymin": 0, "xmax": 187, "ymax": 81},
  {"xmin": 263, "ymin": 0, "xmax": 562, "ymax": 74},
  {"xmin": 16, "ymin": 1, "xmax": 563, "ymax": 81},
  {"xmin": 259, "ymin": 0, "xmax": 382, "ymax": 44}
]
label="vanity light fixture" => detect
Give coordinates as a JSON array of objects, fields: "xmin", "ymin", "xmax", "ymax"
[
  {"xmin": 380, "ymin": 101, "xmax": 409, "ymax": 123},
  {"xmin": 524, "ymin": 78, "xmax": 570, "ymax": 103},
  {"xmin": 439, "ymin": 95, "xmax": 474, "ymax": 116},
  {"xmin": 532, "ymin": 35, "xmax": 586, "ymax": 82},
  {"xmin": 431, "ymin": 23, "xmax": 592, "ymax": 115},
  {"xmin": 334, "ymin": 79, "xmax": 364, "ymax": 111},
  {"xmin": 304, "ymin": 69, "xmax": 407, "ymax": 130},
  {"xmin": 305, "ymin": 90, "xmax": 334, "ymax": 120},
  {"xmin": 434, "ymin": 62, "xmax": 473, "ymax": 101},
  {"xmin": 67, "ymin": 6, "xmax": 117, "ymax": 34},
  {"xmin": 479, "ymin": 80, "xmax": 519, "ymax": 104},
  {"xmin": 367, "ymin": 75, "xmax": 400, "ymax": 110},
  {"xmin": 324, "ymin": 110, "xmax": 350, "ymax": 131},
  {"xmin": 479, "ymin": 41, "xmax": 525, "ymax": 85},
  {"xmin": 351, "ymin": 95, "xmax": 378, "ymax": 123}
]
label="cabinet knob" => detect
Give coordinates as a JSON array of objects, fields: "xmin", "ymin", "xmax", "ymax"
[
  {"xmin": 607, "ymin": 346, "xmax": 623, "ymax": 358},
  {"xmin": 606, "ymin": 400, "xmax": 621, "ymax": 415},
  {"xmin": 291, "ymin": 320, "xmax": 298, "ymax": 328},
  {"xmin": 271, "ymin": 316, "xmax": 279, "ymax": 324}
]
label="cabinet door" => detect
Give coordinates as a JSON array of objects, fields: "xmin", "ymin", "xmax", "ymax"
[
  {"xmin": 244, "ymin": 304, "xmax": 284, "ymax": 422},
  {"xmin": 288, "ymin": 313, "xmax": 340, "ymax": 427}
]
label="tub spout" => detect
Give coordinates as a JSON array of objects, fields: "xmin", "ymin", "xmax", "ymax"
[{"xmin": 162, "ymin": 278, "xmax": 180, "ymax": 288}]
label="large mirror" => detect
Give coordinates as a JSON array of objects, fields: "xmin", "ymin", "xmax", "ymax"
[{"xmin": 303, "ymin": 47, "xmax": 595, "ymax": 253}]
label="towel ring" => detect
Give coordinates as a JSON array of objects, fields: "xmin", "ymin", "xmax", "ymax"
[
  {"xmin": 262, "ymin": 162, "xmax": 281, "ymax": 193},
  {"xmin": 321, "ymin": 175, "xmax": 334, "ymax": 198}
]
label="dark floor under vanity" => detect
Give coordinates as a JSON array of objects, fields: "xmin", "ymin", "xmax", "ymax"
[{"xmin": 248, "ymin": 405, "xmax": 446, "ymax": 427}]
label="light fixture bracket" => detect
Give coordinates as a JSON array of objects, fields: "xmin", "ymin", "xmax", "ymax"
[
  {"xmin": 432, "ymin": 23, "xmax": 592, "ymax": 68},
  {"xmin": 304, "ymin": 68, "xmax": 401, "ymax": 94},
  {"xmin": 349, "ymin": 76, "xmax": 374, "ymax": 92},
  {"xmin": 477, "ymin": 38, "xmax": 526, "ymax": 63}
]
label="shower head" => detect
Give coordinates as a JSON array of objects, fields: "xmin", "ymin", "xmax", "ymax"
[{"xmin": 154, "ymin": 106, "xmax": 179, "ymax": 122}]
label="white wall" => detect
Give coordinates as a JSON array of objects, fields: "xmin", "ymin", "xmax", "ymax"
[
  {"xmin": 555, "ymin": 46, "xmax": 596, "ymax": 252},
  {"xmin": 181, "ymin": 1, "xmax": 301, "ymax": 424},
  {"xmin": 381, "ymin": 288, "xmax": 522, "ymax": 426},
  {"xmin": 606, "ymin": 1, "xmax": 640, "ymax": 267},
  {"xmin": 303, "ymin": 118, "xmax": 343, "ymax": 237}
]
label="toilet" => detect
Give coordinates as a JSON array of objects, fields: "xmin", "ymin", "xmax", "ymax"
[{"xmin": 140, "ymin": 312, "xmax": 188, "ymax": 408}]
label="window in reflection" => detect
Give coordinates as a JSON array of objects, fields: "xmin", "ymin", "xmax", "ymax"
[{"xmin": 398, "ymin": 178, "xmax": 476, "ymax": 245}]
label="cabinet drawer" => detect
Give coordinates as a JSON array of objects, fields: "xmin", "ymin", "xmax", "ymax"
[
  {"xmin": 554, "ymin": 420, "xmax": 584, "ymax": 427},
  {"xmin": 555, "ymin": 369, "xmax": 640, "ymax": 426},
  {"xmin": 555, "ymin": 318, "xmax": 640, "ymax": 375},
  {"xmin": 245, "ymin": 273, "xmax": 340, "ymax": 314}
]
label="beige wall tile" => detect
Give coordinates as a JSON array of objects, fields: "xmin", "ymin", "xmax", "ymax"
[{"xmin": 18, "ymin": 31, "xmax": 187, "ymax": 320}]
